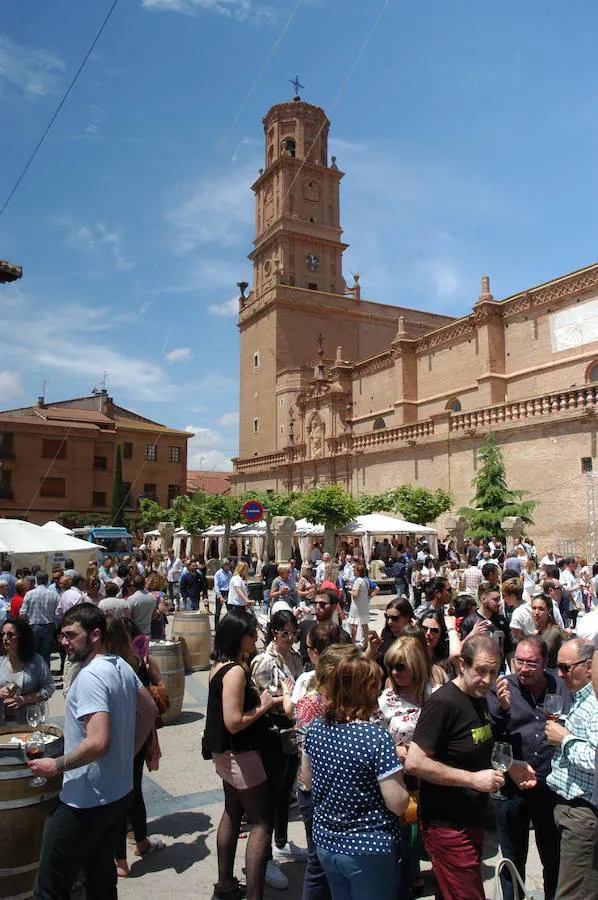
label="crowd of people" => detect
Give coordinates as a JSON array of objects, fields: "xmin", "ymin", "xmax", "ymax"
[{"xmin": 1, "ymin": 533, "xmax": 597, "ymax": 899}]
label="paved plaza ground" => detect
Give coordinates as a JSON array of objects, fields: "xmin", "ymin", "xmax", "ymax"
[{"xmin": 46, "ymin": 598, "xmax": 546, "ymax": 899}]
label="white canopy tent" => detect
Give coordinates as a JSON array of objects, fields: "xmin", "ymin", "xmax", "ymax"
[
  {"xmin": 0, "ymin": 519, "xmax": 103, "ymax": 573},
  {"xmin": 337, "ymin": 513, "xmax": 438, "ymax": 563},
  {"xmin": 42, "ymin": 520, "xmax": 74, "ymax": 537}
]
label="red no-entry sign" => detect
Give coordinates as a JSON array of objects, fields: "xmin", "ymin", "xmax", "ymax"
[{"xmin": 242, "ymin": 499, "xmax": 264, "ymax": 523}]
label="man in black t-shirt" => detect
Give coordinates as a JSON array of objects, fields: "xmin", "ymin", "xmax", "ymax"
[
  {"xmin": 259, "ymin": 555, "xmax": 279, "ymax": 615},
  {"xmin": 406, "ymin": 635, "xmax": 536, "ymax": 900},
  {"xmin": 461, "ymin": 581, "xmax": 512, "ymax": 667}
]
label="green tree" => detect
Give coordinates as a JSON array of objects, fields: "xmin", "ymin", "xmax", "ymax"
[
  {"xmin": 386, "ymin": 485, "xmax": 453, "ymax": 525},
  {"xmin": 110, "ymin": 445, "xmax": 128, "ymax": 527},
  {"xmin": 459, "ymin": 431, "xmax": 536, "ymax": 541},
  {"xmin": 294, "ymin": 484, "xmax": 359, "ymax": 553},
  {"xmin": 138, "ymin": 498, "xmax": 172, "ymax": 529}
]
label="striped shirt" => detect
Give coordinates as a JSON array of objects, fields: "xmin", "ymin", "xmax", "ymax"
[{"xmin": 547, "ymin": 681, "xmax": 598, "ymax": 803}]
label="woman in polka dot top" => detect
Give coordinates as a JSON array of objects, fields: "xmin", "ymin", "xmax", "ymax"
[{"xmin": 302, "ymin": 647, "xmax": 409, "ymax": 900}]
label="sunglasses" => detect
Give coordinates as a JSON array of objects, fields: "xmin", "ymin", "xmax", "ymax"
[
  {"xmin": 556, "ymin": 659, "xmax": 586, "ymax": 674},
  {"xmin": 385, "ymin": 614, "xmax": 400, "ymax": 622},
  {"xmin": 2, "ymin": 632, "xmax": 17, "ymax": 639},
  {"xmin": 422, "ymin": 626, "xmax": 441, "ymax": 635},
  {"xmin": 390, "ymin": 662, "xmax": 406, "ymax": 672},
  {"xmin": 278, "ymin": 630, "xmax": 298, "ymax": 639},
  {"xmin": 315, "ymin": 601, "xmax": 331, "ymax": 608}
]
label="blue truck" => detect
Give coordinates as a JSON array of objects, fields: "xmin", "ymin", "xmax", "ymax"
[{"xmin": 72, "ymin": 526, "xmax": 134, "ymax": 561}]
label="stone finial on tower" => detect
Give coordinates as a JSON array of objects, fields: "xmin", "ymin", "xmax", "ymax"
[
  {"xmin": 396, "ymin": 316, "xmax": 406, "ymax": 339},
  {"xmin": 336, "ymin": 345, "xmax": 343, "ymax": 363},
  {"xmin": 478, "ymin": 275, "xmax": 494, "ymax": 302}
]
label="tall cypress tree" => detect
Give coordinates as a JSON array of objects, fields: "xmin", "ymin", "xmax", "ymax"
[
  {"xmin": 460, "ymin": 431, "xmax": 536, "ymax": 541},
  {"xmin": 110, "ymin": 444, "xmax": 126, "ymax": 527}
]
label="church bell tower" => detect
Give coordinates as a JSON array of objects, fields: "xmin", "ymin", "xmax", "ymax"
[{"xmin": 249, "ymin": 92, "xmax": 347, "ymax": 297}]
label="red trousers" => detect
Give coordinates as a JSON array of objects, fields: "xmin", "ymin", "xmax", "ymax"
[{"xmin": 421, "ymin": 823, "xmax": 486, "ymax": 900}]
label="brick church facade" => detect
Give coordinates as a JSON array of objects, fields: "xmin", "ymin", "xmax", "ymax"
[{"xmin": 231, "ymin": 95, "xmax": 598, "ymax": 555}]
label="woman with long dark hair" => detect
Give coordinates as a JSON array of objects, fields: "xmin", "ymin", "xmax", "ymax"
[
  {"xmin": 203, "ymin": 609, "xmax": 279, "ymax": 900},
  {"xmin": 0, "ymin": 617, "xmax": 54, "ymax": 724},
  {"xmin": 418, "ymin": 609, "xmax": 461, "ymax": 678}
]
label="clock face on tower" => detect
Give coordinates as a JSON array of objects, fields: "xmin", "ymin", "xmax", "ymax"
[{"xmin": 305, "ymin": 253, "xmax": 320, "ymax": 272}]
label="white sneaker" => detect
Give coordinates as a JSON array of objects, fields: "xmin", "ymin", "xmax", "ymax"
[
  {"xmin": 272, "ymin": 841, "xmax": 308, "ymax": 862},
  {"xmin": 265, "ymin": 860, "xmax": 289, "ymax": 890}
]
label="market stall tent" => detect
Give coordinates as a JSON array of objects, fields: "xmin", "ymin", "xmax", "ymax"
[
  {"xmin": 42, "ymin": 520, "xmax": 74, "ymax": 537},
  {"xmin": 0, "ymin": 519, "xmax": 103, "ymax": 573},
  {"xmin": 337, "ymin": 513, "xmax": 438, "ymax": 562}
]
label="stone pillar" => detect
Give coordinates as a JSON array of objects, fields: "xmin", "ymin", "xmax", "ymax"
[
  {"xmin": 502, "ymin": 516, "xmax": 525, "ymax": 553},
  {"xmin": 157, "ymin": 521, "xmax": 175, "ymax": 553},
  {"xmin": 444, "ymin": 515, "xmax": 468, "ymax": 554},
  {"xmin": 271, "ymin": 516, "xmax": 296, "ymax": 564},
  {"xmin": 391, "ymin": 332, "xmax": 418, "ymax": 424}
]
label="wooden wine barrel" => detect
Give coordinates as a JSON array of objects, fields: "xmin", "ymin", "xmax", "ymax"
[
  {"xmin": 149, "ymin": 640, "xmax": 185, "ymax": 726},
  {"xmin": 0, "ymin": 724, "xmax": 63, "ymax": 900},
  {"xmin": 171, "ymin": 611, "xmax": 212, "ymax": 672}
]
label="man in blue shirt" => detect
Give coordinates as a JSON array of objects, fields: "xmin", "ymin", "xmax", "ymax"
[
  {"xmin": 0, "ymin": 561, "xmax": 16, "ymax": 597},
  {"xmin": 488, "ymin": 636, "xmax": 569, "ymax": 900},
  {"xmin": 546, "ymin": 638, "xmax": 598, "ymax": 900},
  {"xmin": 213, "ymin": 559, "xmax": 232, "ymax": 627}
]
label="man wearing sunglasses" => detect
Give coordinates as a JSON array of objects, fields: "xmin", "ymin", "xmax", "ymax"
[
  {"xmin": 546, "ymin": 638, "xmax": 598, "ymax": 899},
  {"xmin": 297, "ymin": 591, "xmax": 350, "ymax": 666},
  {"xmin": 487, "ymin": 636, "xmax": 569, "ymax": 900}
]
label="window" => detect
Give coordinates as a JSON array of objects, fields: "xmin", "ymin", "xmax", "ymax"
[
  {"xmin": 42, "ymin": 438, "xmax": 66, "ymax": 460},
  {"xmin": 308, "ymin": 282, "xmax": 318, "ymax": 291},
  {"xmin": 373, "ymin": 417, "xmax": 386, "ymax": 430},
  {"xmin": 92, "ymin": 491, "xmax": 106, "ymax": 507},
  {"xmin": 144, "ymin": 444, "xmax": 157, "ymax": 462},
  {"xmin": 253, "ymin": 352, "xmax": 260, "ymax": 369},
  {"xmin": 282, "ymin": 137, "xmax": 296, "ymax": 157},
  {"xmin": 143, "ymin": 483, "xmax": 158, "ymax": 501},
  {"xmin": 446, "ymin": 398, "xmax": 462, "ymax": 413},
  {"xmin": 169, "ymin": 446, "xmax": 181, "ymax": 463},
  {"xmin": 40, "ymin": 476, "xmax": 66, "ymax": 498},
  {"xmin": 122, "ymin": 442, "xmax": 133, "ymax": 459},
  {"xmin": 0, "ymin": 432, "xmax": 14, "ymax": 459},
  {"xmin": 168, "ymin": 484, "xmax": 179, "ymax": 505},
  {"xmin": 253, "ymin": 418, "xmax": 259, "ymax": 434},
  {"xmin": 93, "ymin": 455, "xmax": 107, "ymax": 470},
  {"xmin": 0, "ymin": 469, "xmax": 12, "ymax": 499},
  {"xmin": 582, "ymin": 457, "xmax": 593, "ymax": 473}
]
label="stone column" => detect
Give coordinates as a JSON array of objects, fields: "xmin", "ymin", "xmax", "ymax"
[
  {"xmin": 502, "ymin": 516, "xmax": 525, "ymax": 553},
  {"xmin": 444, "ymin": 515, "xmax": 468, "ymax": 554},
  {"xmin": 157, "ymin": 521, "xmax": 175, "ymax": 553},
  {"xmin": 271, "ymin": 516, "xmax": 296, "ymax": 564}
]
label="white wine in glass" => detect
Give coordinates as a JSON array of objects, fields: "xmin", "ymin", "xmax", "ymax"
[{"xmin": 490, "ymin": 742, "xmax": 513, "ymax": 801}]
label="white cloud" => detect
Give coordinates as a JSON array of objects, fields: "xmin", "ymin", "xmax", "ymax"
[
  {"xmin": 422, "ymin": 258, "xmax": 462, "ymax": 298},
  {"xmin": 0, "ymin": 371, "xmax": 24, "ymax": 403},
  {"xmin": 85, "ymin": 104, "xmax": 105, "ymax": 136},
  {"xmin": 207, "ymin": 296, "xmax": 238, "ymax": 317},
  {"xmin": 167, "ymin": 161, "xmax": 256, "ymax": 252},
  {"xmin": 0, "ymin": 34, "xmax": 64, "ymax": 98},
  {"xmin": 185, "ymin": 424, "xmax": 234, "ymax": 471},
  {"xmin": 218, "ymin": 411, "xmax": 239, "ymax": 427},
  {"xmin": 57, "ymin": 218, "xmax": 133, "ymax": 271},
  {"xmin": 140, "ymin": 0, "xmax": 275, "ymax": 24},
  {"xmin": 164, "ymin": 346, "xmax": 192, "ymax": 363}
]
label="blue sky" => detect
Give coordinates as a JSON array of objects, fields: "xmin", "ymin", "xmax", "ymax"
[{"xmin": 2, "ymin": 0, "xmax": 598, "ymax": 470}]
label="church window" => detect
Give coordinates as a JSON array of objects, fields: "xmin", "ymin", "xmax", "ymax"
[
  {"xmin": 446, "ymin": 398, "xmax": 462, "ymax": 413},
  {"xmin": 268, "ymin": 146, "xmax": 274, "ymax": 165},
  {"xmin": 587, "ymin": 362, "xmax": 598, "ymax": 383},
  {"xmin": 582, "ymin": 457, "xmax": 593, "ymax": 473},
  {"xmin": 308, "ymin": 282, "xmax": 318, "ymax": 291},
  {"xmin": 282, "ymin": 138, "xmax": 296, "ymax": 157},
  {"xmin": 253, "ymin": 418, "xmax": 259, "ymax": 434},
  {"xmin": 373, "ymin": 417, "xmax": 386, "ymax": 430},
  {"xmin": 253, "ymin": 352, "xmax": 260, "ymax": 369}
]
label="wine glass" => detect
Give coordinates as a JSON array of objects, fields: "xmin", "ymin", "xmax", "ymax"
[
  {"xmin": 25, "ymin": 734, "xmax": 47, "ymax": 787},
  {"xmin": 490, "ymin": 742, "xmax": 513, "ymax": 800},
  {"xmin": 26, "ymin": 703, "xmax": 41, "ymax": 730},
  {"xmin": 543, "ymin": 694, "xmax": 563, "ymax": 722}
]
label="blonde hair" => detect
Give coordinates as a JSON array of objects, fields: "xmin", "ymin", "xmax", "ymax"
[
  {"xmin": 384, "ymin": 635, "xmax": 432, "ymax": 707},
  {"xmin": 277, "ymin": 564, "xmax": 290, "ymax": 577},
  {"xmin": 234, "ymin": 561, "xmax": 248, "ymax": 578}
]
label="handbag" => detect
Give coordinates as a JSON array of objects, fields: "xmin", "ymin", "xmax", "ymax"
[
  {"xmin": 148, "ymin": 682, "xmax": 170, "ymax": 729},
  {"xmin": 145, "ymin": 726, "xmax": 162, "ymax": 772},
  {"xmin": 400, "ymin": 790, "xmax": 419, "ymax": 826},
  {"xmin": 491, "ymin": 857, "xmax": 532, "ymax": 900}
]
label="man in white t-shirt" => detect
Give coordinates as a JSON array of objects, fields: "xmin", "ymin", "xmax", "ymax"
[
  {"xmin": 576, "ymin": 606, "xmax": 598, "ymax": 647},
  {"xmin": 30, "ymin": 603, "xmax": 157, "ymax": 900},
  {"xmin": 164, "ymin": 547, "xmax": 183, "ymax": 610}
]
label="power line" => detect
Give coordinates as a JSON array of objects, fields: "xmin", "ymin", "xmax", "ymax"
[{"xmin": 0, "ymin": 0, "xmax": 121, "ymax": 221}]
